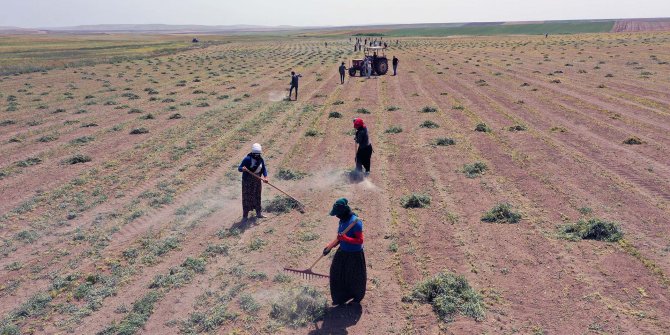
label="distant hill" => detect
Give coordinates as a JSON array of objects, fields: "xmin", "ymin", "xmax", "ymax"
[
  {"xmin": 42, "ymin": 24, "xmax": 306, "ymax": 34},
  {"xmin": 0, "ymin": 26, "xmax": 43, "ymax": 34},
  {"xmin": 2, "ymin": 18, "xmax": 669, "ymax": 36},
  {"xmin": 351, "ymin": 18, "xmax": 670, "ymax": 36},
  {"xmin": 382, "ymin": 20, "xmax": 618, "ymax": 37}
]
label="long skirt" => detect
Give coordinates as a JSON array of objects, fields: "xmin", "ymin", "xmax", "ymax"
[
  {"xmin": 242, "ymin": 176, "xmax": 262, "ymax": 214},
  {"xmin": 330, "ymin": 249, "xmax": 366, "ymax": 305},
  {"xmin": 355, "ymin": 145, "xmax": 373, "ymax": 173}
]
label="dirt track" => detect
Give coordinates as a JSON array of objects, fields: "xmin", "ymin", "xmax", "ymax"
[{"xmin": 1, "ymin": 32, "xmax": 670, "ymax": 334}]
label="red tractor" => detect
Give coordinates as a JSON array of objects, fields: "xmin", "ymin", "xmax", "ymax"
[{"xmin": 349, "ymin": 46, "xmax": 389, "ymax": 77}]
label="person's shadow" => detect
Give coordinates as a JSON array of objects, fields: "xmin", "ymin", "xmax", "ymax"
[
  {"xmin": 229, "ymin": 214, "xmax": 281, "ymax": 234},
  {"xmin": 308, "ymin": 303, "xmax": 363, "ymax": 335}
]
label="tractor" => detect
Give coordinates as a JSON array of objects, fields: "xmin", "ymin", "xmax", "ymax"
[{"xmin": 349, "ymin": 46, "xmax": 389, "ymax": 77}]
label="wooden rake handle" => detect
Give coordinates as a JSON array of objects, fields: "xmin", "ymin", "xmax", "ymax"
[
  {"xmin": 243, "ymin": 167, "xmax": 306, "ymax": 210},
  {"xmin": 323, "ymin": 218, "xmax": 360, "ymax": 256}
]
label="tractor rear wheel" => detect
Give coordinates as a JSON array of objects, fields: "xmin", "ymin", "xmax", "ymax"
[
  {"xmin": 349, "ymin": 68, "xmax": 357, "ymax": 77},
  {"xmin": 375, "ymin": 60, "xmax": 389, "ymax": 75}
]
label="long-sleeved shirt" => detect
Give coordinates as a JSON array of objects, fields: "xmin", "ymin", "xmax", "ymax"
[
  {"xmin": 337, "ymin": 214, "xmax": 364, "ymax": 252},
  {"xmin": 290, "ymin": 74, "xmax": 301, "ymax": 87},
  {"xmin": 238, "ymin": 154, "xmax": 267, "ymax": 181},
  {"xmin": 355, "ymin": 127, "xmax": 370, "ymax": 148}
]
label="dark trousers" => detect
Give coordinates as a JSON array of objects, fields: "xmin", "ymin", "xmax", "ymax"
[
  {"xmin": 340, "ymin": 72, "xmax": 345, "ymax": 84},
  {"xmin": 289, "ymin": 85, "xmax": 298, "ymax": 100},
  {"xmin": 355, "ymin": 145, "xmax": 372, "ymax": 173},
  {"xmin": 393, "ymin": 64, "xmax": 398, "ymax": 75}
]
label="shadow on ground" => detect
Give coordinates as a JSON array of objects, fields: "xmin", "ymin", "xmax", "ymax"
[{"xmin": 309, "ymin": 303, "xmax": 363, "ymax": 335}]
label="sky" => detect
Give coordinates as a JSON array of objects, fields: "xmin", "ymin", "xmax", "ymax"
[{"xmin": 1, "ymin": 0, "xmax": 669, "ymax": 28}]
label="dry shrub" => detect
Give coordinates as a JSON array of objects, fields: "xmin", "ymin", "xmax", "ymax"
[
  {"xmin": 270, "ymin": 286, "xmax": 328, "ymax": 328},
  {"xmin": 403, "ymin": 271, "xmax": 485, "ymax": 323}
]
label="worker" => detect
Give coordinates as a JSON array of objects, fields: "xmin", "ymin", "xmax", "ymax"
[
  {"xmin": 324, "ymin": 198, "xmax": 366, "ymax": 305},
  {"xmin": 365, "ymin": 59, "xmax": 372, "ymax": 79},
  {"xmin": 339, "ymin": 62, "xmax": 347, "ymax": 84},
  {"xmin": 353, "ymin": 118, "xmax": 372, "ymax": 176},
  {"xmin": 372, "ymin": 52, "xmax": 378, "ymax": 75},
  {"xmin": 238, "ymin": 143, "xmax": 268, "ymax": 222},
  {"xmin": 392, "ymin": 56, "xmax": 399, "ymax": 76},
  {"xmin": 289, "ymin": 71, "xmax": 302, "ymax": 101}
]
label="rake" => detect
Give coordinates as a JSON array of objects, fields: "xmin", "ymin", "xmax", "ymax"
[
  {"xmin": 284, "ymin": 254, "xmax": 330, "ymax": 279},
  {"xmin": 243, "ymin": 167, "xmax": 306, "ymax": 213},
  {"xmin": 284, "ymin": 218, "xmax": 360, "ymax": 279}
]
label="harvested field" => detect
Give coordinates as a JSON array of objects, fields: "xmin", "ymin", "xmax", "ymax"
[
  {"xmin": 1, "ymin": 31, "xmax": 670, "ymax": 334},
  {"xmin": 612, "ymin": 18, "xmax": 670, "ymax": 32}
]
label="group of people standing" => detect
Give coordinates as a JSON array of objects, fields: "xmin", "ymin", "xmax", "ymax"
[
  {"xmin": 237, "ymin": 115, "xmax": 373, "ymax": 306},
  {"xmin": 337, "ymin": 56, "xmax": 399, "ymax": 84}
]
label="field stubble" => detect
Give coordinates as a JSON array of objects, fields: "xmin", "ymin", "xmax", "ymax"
[{"xmin": 0, "ymin": 32, "xmax": 669, "ymax": 334}]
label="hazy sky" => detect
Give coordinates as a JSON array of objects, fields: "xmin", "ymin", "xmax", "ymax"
[{"xmin": 1, "ymin": 0, "xmax": 669, "ymax": 28}]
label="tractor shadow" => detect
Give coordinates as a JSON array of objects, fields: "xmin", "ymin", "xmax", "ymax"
[{"xmin": 309, "ymin": 303, "xmax": 363, "ymax": 335}]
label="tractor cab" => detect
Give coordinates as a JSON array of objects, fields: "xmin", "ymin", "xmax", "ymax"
[
  {"xmin": 349, "ymin": 46, "xmax": 389, "ymax": 77},
  {"xmin": 364, "ymin": 46, "xmax": 386, "ymax": 58}
]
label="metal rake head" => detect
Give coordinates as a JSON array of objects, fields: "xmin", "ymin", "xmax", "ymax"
[{"xmin": 283, "ymin": 267, "xmax": 329, "ymax": 279}]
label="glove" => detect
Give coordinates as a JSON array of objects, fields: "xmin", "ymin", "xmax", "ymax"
[{"xmin": 322, "ymin": 247, "xmax": 331, "ymax": 256}]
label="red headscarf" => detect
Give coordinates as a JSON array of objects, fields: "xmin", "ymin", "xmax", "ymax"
[{"xmin": 353, "ymin": 118, "xmax": 365, "ymax": 129}]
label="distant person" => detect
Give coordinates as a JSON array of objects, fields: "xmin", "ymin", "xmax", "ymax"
[
  {"xmin": 325, "ymin": 42, "xmax": 328, "ymax": 47},
  {"xmin": 289, "ymin": 71, "xmax": 302, "ymax": 101},
  {"xmin": 545, "ymin": 33, "xmax": 549, "ymax": 38},
  {"xmin": 339, "ymin": 62, "xmax": 347, "ymax": 84},
  {"xmin": 365, "ymin": 59, "xmax": 372, "ymax": 79},
  {"xmin": 353, "ymin": 118, "xmax": 372, "ymax": 175},
  {"xmin": 372, "ymin": 53, "xmax": 378, "ymax": 75},
  {"xmin": 392, "ymin": 56, "xmax": 399, "ymax": 76},
  {"xmin": 238, "ymin": 143, "xmax": 268, "ymax": 222}
]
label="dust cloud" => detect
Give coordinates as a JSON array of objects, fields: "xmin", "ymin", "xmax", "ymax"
[
  {"xmin": 302, "ymin": 169, "xmax": 381, "ymax": 192},
  {"xmin": 268, "ymin": 91, "xmax": 289, "ymax": 102}
]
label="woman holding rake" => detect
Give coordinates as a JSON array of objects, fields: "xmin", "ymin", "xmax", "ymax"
[
  {"xmin": 324, "ymin": 198, "xmax": 367, "ymax": 305},
  {"xmin": 238, "ymin": 143, "xmax": 268, "ymax": 222}
]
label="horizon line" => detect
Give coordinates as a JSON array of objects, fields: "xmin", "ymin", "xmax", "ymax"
[{"xmin": 3, "ymin": 16, "xmax": 669, "ymax": 30}]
